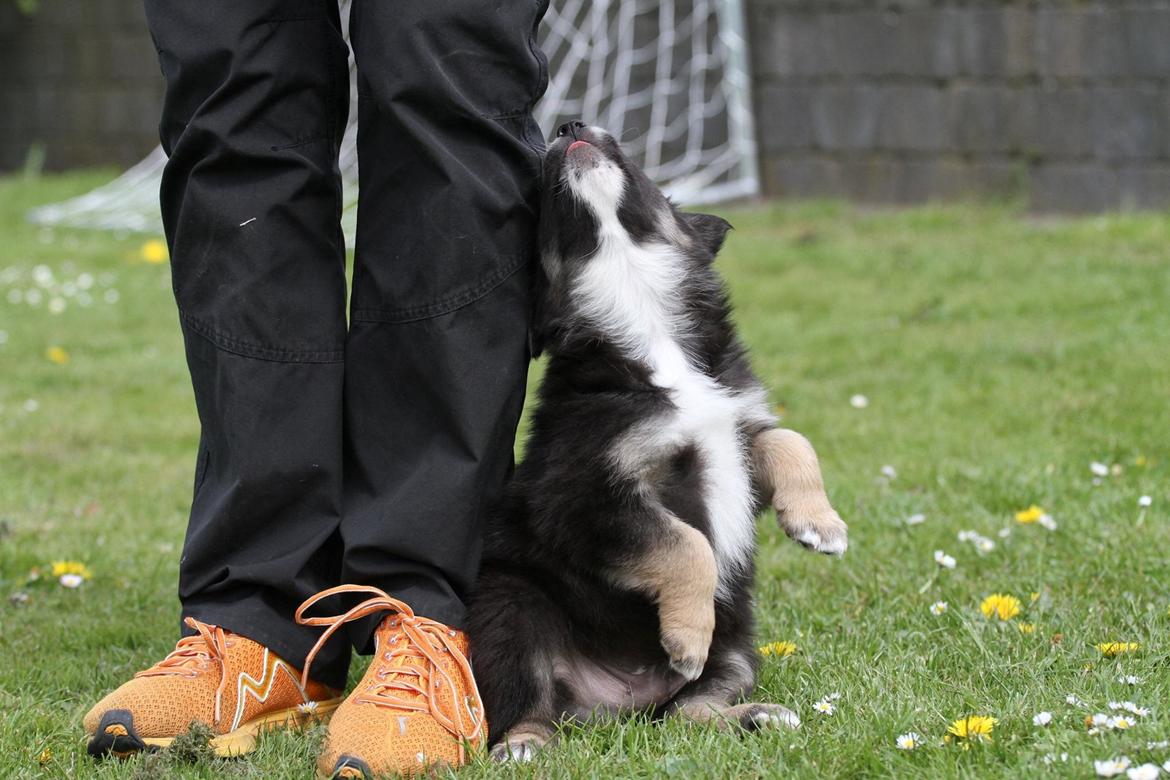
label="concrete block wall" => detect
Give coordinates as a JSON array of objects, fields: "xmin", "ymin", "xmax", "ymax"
[
  {"xmin": 3, "ymin": 1, "xmax": 1170, "ymax": 213},
  {"xmin": 746, "ymin": 0, "xmax": 1170, "ymax": 211},
  {"xmin": 0, "ymin": 0, "xmax": 163, "ymax": 170}
]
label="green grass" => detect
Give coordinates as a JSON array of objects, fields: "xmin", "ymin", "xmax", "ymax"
[{"xmin": 1, "ymin": 173, "xmax": 1167, "ymax": 779}]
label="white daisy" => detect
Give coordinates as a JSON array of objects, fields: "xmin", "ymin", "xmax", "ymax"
[
  {"xmin": 813, "ymin": 699, "xmax": 835, "ymax": 715},
  {"xmin": 997, "ymin": 527, "xmax": 1012, "ymax": 538},
  {"xmin": 974, "ymin": 537, "xmax": 995, "ymax": 553},
  {"xmin": 58, "ymin": 573, "xmax": 84, "ymax": 589},
  {"xmin": 1091, "ymin": 461, "xmax": 1110, "ymax": 477},
  {"xmin": 957, "ymin": 530, "xmax": 975, "ymax": 542},
  {"xmin": 1033, "ymin": 711, "xmax": 1053, "ymax": 726},
  {"xmin": 1067, "ymin": 694, "xmax": 1086, "ymax": 706},
  {"xmin": 880, "ymin": 464, "xmax": 897, "ymax": 480},
  {"xmin": 1039, "ymin": 513, "xmax": 1057, "ymax": 530},
  {"xmin": 849, "ymin": 394, "xmax": 869, "ymax": 409},
  {"xmin": 1091, "ymin": 713, "xmax": 1111, "ymax": 727},
  {"xmin": 1147, "ymin": 741, "xmax": 1169, "ymax": 750},
  {"xmin": 1126, "ymin": 764, "xmax": 1160, "ymax": 780},
  {"xmin": 1118, "ymin": 675, "xmax": 1142, "ymax": 685},
  {"xmin": 905, "ymin": 513, "xmax": 926, "ymax": 526},
  {"xmin": 929, "ymin": 601, "xmax": 948, "ymax": 616},
  {"xmin": 1108, "ymin": 715, "xmax": 1135, "ymax": 730},
  {"xmin": 933, "ymin": 550, "xmax": 956, "ymax": 569},
  {"xmin": 22, "ymin": 399, "xmax": 39, "ymax": 413},
  {"xmin": 1139, "ymin": 495, "xmax": 1152, "ymax": 508},
  {"xmin": 1095, "ymin": 757, "xmax": 1131, "ymax": 778},
  {"xmin": 895, "ymin": 732, "xmax": 923, "ymax": 750}
]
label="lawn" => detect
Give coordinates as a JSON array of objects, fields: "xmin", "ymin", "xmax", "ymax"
[{"xmin": 1, "ymin": 173, "xmax": 1167, "ymax": 779}]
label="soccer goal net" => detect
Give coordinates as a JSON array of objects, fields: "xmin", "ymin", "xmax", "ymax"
[{"xmin": 29, "ymin": 0, "xmax": 758, "ymax": 239}]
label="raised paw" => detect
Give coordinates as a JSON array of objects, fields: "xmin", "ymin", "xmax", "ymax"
[
  {"xmin": 660, "ymin": 612, "xmax": 714, "ymax": 681},
  {"xmin": 777, "ymin": 501, "xmax": 848, "ymax": 556}
]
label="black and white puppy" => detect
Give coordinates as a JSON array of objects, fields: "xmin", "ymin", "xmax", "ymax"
[{"xmin": 467, "ymin": 122, "xmax": 848, "ymax": 760}]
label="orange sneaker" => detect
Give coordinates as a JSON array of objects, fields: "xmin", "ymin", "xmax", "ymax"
[
  {"xmin": 298, "ymin": 585, "xmax": 486, "ymax": 779},
  {"xmin": 84, "ymin": 617, "xmax": 344, "ymax": 758}
]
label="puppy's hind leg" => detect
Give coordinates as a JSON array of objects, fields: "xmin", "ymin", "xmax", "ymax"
[
  {"xmin": 665, "ymin": 643, "xmax": 800, "ymax": 732},
  {"xmin": 467, "ymin": 569, "xmax": 563, "ymax": 762},
  {"xmin": 752, "ymin": 428, "xmax": 847, "ymax": 555}
]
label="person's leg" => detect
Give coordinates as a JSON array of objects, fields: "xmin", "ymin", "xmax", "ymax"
[
  {"xmin": 340, "ymin": 0, "xmax": 548, "ymax": 640},
  {"xmin": 149, "ymin": 0, "xmax": 352, "ymax": 687},
  {"xmin": 85, "ymin": 0, "xmax": 354, "ymax": 756},
  {"xmin": 301, "ymin": 1, "xmax": 549, "ymax": 776}
]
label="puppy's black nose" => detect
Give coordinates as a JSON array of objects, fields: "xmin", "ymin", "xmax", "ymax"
[{"xmin": 556, "ymin": 120, "xmax": 586, "ymax": 139}]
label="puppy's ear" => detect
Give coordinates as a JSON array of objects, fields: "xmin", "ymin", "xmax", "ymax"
[{"xmin": 683, "ymin": 212, "xmax": 733, "ymax": 257}]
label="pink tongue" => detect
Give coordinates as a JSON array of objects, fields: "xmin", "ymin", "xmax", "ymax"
[{"xmin": 567, "ymin": 140, "xmax": 591, "ymax": 153}]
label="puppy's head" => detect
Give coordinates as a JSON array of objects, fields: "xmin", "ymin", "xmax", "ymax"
[
  {"xmin": 539, "ymin": 121, "xmax": 731, "ymax": 275},
  {"xmin": 531, "ymin": 122, "xmax": 733, "ymax": 355}
]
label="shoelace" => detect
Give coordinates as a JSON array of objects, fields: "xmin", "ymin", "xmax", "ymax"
[
  {"xmin": 136, "ymin": 616, "xmax": 232, "ymax": 725},
  {"xmin": 297, "ymin": 585, "xmax": 485, "ymax": 754}
]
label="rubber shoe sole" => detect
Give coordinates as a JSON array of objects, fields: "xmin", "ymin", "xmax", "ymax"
[
  {"xmin": 87, "ymin": 697, "xmax": 344, "ymax": 759},
  {"xmin": 324, "ymin": 754, "xmax": 375, "ymax": 779}
]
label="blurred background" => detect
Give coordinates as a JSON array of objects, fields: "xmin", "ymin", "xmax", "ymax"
[{"xmin": 2, "ymin": 0, "xmax": 1169, "ymax": 214}]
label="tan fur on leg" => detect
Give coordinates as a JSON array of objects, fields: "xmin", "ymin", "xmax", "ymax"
[
  {"xmin": 618, "ymin": 519, "xmax": 716, "ymax": 681},
  {"xmin": 675, "ymin": 699, "xmax": 801, "ymax": 731},
  {"xmin": 753, "ymin": 428, "xmax": 848, "ymax": 555}
]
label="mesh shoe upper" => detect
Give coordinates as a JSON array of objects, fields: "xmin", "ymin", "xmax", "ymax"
[
  {"xmin": 298, "ymin": 585, "xmax": 486, "ymax": 776},
  {"xmin": 84, "ymin": 617, "xmax": 339, "ymax": 738}
]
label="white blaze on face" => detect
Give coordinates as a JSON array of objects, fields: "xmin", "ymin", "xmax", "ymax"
[
  {"xmin": 565, "ymin": 145, "xmax": 625, "ymax": 218},
  {"xmin": 567, "ymin": 147, "xmax": 758, "ymax": 599}
]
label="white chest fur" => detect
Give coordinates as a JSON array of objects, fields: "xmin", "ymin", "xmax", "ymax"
[{"xmin": 573, "ymin": 227, "xmax": 758, "ymax": 600}]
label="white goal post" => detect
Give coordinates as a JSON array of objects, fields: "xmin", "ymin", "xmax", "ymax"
[{"xmin": 29, "ymin": 0, "xmax": 759, "ymax": 238}]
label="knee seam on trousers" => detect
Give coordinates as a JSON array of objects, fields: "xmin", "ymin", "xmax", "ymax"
[
  {"xmin": 180, "ymin": 311, "xmax": 345, "ymax": 363},
  {"xmin": 351, "ymin": 252, "xmax": 528, "ymax": 325}
]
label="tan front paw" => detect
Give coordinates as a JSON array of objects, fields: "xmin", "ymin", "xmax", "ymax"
[
  {"xmin": 777, "ymin": 499, "xmax": 848, "ymax": 556},
  {"xmin": 660, "ymin": 609, "xmax": 714, "ymax": 681}
]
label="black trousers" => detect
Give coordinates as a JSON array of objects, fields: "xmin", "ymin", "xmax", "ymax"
[{"xmin": 143, "ymin": 0, "xmax": 548, "ymax": 689}]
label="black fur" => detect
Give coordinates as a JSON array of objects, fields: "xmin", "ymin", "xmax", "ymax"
[{"xmin": 468, "ymin": 124, "xmax": 775, "ymax": 747}]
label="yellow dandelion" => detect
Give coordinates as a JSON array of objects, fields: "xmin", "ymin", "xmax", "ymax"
[
  {"xmin": 49, "ymin": 560, "xmax": 92, "ymax": 580},
  {"xmin": 1095, "ymin": 641, "xmax": 1140, "ymax": 657},
  {"xmin": 140, "ymin": 239, "xmax": 169, "ymax": 264},
  {"xmin": 980, "ymin": 593, "xmax": 1021, "ymax": 621},
  {"xmin": 758, "ymin": 641, "xmax": 797, "ymax": 658},
  {"xmin": 945, "ymin": 715, "xmax": 997, "ymax": 746},
  {"xmin": 37, "ymin": 748, "xmax": 52, "ymax": 766},
  {"xmin": 45, "ymin": 346, "xmax": 70, "ymax": 365},
  {"xmin": 1015, "ymin": 505, "xmax": 1045, "ymax": 523},
  {"xmin": 1017, "ymin": 622, "xmax": 1036, "ymax": 634}
]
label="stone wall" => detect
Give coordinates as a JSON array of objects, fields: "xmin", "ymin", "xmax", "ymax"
[
  {"xmin": 4, "ymin": 1, "xmax": 1170, "ymax": 212},
  {"xmin": 746, "ymin": 0, "xmax": 1170, "ymax": 211},
  {"xmin": 0, "ymin": 0, "xmax": 162, "ymax": 170}
]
